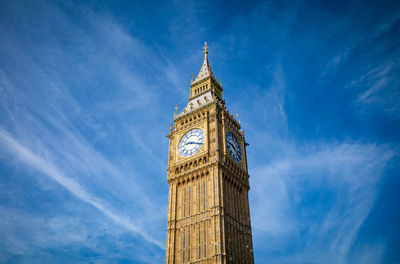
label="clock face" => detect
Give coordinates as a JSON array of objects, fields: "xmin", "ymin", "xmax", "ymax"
[
  {"xmin": 178, "ymin": 128, "xmax": 205, "ymax": 157},
  {"xmin": 226, "ymin": 132, "xmax": 242, "ymax": 162}
]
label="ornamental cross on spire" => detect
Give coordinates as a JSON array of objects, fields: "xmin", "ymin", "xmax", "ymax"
[{"xmin": 203, "ymin": 42, "xmax": 208, "ymax": 54}]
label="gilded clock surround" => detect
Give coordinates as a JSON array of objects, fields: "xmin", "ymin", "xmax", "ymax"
[{"xmin": 165, "ymin": 43, "xmax": 254, "ymax": 264}]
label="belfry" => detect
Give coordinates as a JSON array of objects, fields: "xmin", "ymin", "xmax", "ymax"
[{"xmin": 165, "ymin": 43, "xmax": 254, "ymax": 264}]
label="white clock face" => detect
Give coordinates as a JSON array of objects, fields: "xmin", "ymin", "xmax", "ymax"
[
  {"xmin": 226, "ymin": 132, "xmax": 241, "ymax": 162},
  {"xmin": 178, "ymin": 129, "xmax": 205, "ymax": 157}
]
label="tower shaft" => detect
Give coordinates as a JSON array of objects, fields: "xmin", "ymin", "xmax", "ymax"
[{"xmin": 166, "ymin": 44, "xmax": 254, "ymax": 264}]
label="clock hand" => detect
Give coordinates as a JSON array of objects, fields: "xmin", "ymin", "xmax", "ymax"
[
  {"xmin": 233, "ymin": 144, "xmax": 240, "ymax": 153},
  {"xmin": 227, "ymin": 141, "xmax": 234, "ymax": 150},
  {"xmin": 227, "ymin": 141, "xmax": 237, "ymax": 151},
  {"xmin": 228, "ymin": 141, "xmax": 239, "ymax": 153},
  {"xmin": 186, "ymin": 141, "xmax": 202, "ymax": 145}
]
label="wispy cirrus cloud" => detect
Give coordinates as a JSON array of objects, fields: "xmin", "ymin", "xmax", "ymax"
[
  {"xmin": 0, "ymin": 128, "xmax": 163, "ymax": 249},
  {"xmin": 350, "ymin": 61, "xmax": 400, "ymax": 119},
  {"xmin": 336, "ymin": 18, "xmax": 400, "ymax": 120},
  {"xmin": 0, "ymin": 2, "xmax": 173, "ymax": 262},
  {"xmin": 245, "ymin": 61, "xmax": 397, "ymax": 263},
  {"xmin": 251, "ymin": 141, "xmax": 393, "ymax": 263}
]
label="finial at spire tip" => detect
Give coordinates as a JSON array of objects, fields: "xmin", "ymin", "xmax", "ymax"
[{"xmin": 203, "ymin": 42, "xmax": 208, "ymax": 54}]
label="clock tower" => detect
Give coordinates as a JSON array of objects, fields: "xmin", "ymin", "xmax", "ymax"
[{"xmin": 166, "ymin": 43, "xmax": 254, "ymax": 264}]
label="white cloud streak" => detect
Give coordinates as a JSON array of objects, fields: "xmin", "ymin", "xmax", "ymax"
[
  {"xmin": 251, "ymin": 141, "xmax": 394, "ymax": 263},
  {"xmin": 245, "ymin": 61, "xmax": 396, "ymax": 263},
  {"xmin": 0, "ymin": 129, "xmax": 164, "ymax": 249},
  {"xmin": 0, "ymin": 4, "xmax": 173, "ymax": 260}
]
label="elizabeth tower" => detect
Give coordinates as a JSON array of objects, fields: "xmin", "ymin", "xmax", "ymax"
[{"xmin": 166, "ymin": 43, "xmax": 254, "ymax": 264}]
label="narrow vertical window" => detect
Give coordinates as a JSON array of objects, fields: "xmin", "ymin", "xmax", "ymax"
[
  {"xmin": 198, "ymin": 228, "xmax": 201, "ymax": 259},
  {"xmin": 203, "ymin": 182, "xmax": 206, "ymax": 210},
  {"xmin": 188, "ymin": 231, "xmax": 191, "ymax": 261},
  {"xmin": 204, "ymin": 228, "xmax": 207, "ymax": 257},
  {"xmin": 184, "ymin": 188, "xmax": 186, "ymax": 217},
  {"xmin": 183, "ymin": 232, "xmax": 185, "ymax": 263},
  {"xmin": 198, "ymin": 183, "xmax": 201, "ymax": 212},
  {"xmin": 188, "ymin": 186, "xmax": 191, "ymax": 216}
]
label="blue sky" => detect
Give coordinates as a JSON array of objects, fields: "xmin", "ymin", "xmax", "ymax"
[{"xmin": 0, "ymin": 0, "xmax": 399, "ymax": 263}]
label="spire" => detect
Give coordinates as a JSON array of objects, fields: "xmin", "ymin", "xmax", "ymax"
[{"xmin": 192, "ymin": 42, "xmax": 216, "ymax": 84}]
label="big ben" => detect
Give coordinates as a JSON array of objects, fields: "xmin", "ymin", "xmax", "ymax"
[{"xmin": 166, "ymin": 43, "xmax": 254, "ymax": 264}]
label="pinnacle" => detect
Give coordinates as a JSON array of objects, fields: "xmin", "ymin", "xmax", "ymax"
[{"xmin": 192, "ymin": 42, "xmax": 216, "ymax": 84}]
